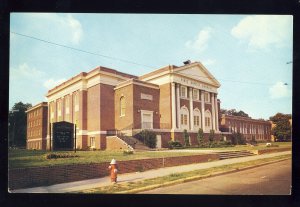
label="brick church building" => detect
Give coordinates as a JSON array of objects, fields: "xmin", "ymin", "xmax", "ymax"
[{"xmin": 26, "ymin": 60, "xmax": 271, "ymax": 150}]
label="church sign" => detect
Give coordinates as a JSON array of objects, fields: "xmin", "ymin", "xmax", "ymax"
[{"xmin": 53, "ymin": 121, "xmax": 74, "ymax": 150}]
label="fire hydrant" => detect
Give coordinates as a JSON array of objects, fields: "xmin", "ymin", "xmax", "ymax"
[{"xmin": 108, "ymin": 159, "xmax": 118, "ymax": 183}]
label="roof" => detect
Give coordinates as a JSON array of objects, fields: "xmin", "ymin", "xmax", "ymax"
[
  {"xmin": 47, "ymin": 66, "xmax": 138, "ymax": 96},
  {"xmin": 221, "ymin": 114, "xmax": 270, "ymax": 124},
  {"xmin": 26, "ymin": 102, "xmax": 48, "ymax": 113}
]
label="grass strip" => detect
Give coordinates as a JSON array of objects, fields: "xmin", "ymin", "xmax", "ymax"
[{"xmin": 72, "ymin": 154, "xmax": 291, "ymax": 194}]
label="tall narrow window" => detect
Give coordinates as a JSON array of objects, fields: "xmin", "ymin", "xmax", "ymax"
[
  {"xmin": 193, "ymin": 108, "xmax": 201, "ymax": 129},
  {"xmin": 204, "ymin": 110, "xmax": 212, "ymax": 131},
  {"xmin": 120, "ymin": 96, "xmax": 125, "ymax": 116},
  {"xmin": 180, "ymin": 86, "xmax": 187, "ymax": 98},
  {"xmin": 90, "ymin": 137, "xmax": 95, "ymax": 148},
  {"xmin": 204, "ymin": 92, "xmax": 210, "ymax": 103},
  {"xmin": 193, "ymin": 89, "xmax": 199, "ymax": 100},
  {"xmin": 180, "ymin": 106, "xmax": 189, "ymax": 130}
]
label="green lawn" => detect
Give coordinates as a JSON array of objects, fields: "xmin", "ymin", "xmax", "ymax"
[
  {"xmin": 8, "ymin": 149, "xmax": 204, "ymax": 169},
  {"xmin": 8, "ymin": 142, "xmax": 291, "ymax": 169},
  {"xmin": 187, "ymin": 142, "xmax": 292, "ymax": 151}
]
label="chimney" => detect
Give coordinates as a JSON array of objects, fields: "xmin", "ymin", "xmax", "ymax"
[{"xmin": 183, "ymin": 60, "xmax": 191, "ymax": 65}]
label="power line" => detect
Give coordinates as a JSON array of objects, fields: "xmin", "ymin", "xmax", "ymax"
[
  {"xmin": 11, "ymin": 31, "xmax": 289, "ymax": 86},
  {"xmin": 11, "ymin": 31, "xmax": 156, "ymax": 69}
]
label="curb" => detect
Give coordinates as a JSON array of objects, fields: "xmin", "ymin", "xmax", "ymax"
[{"xmin": 118, "ymin": 157, "xmax": 291, "ymax": 194}]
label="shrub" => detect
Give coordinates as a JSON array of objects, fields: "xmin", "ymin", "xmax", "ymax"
[
  {"xmin": 209, "ymin": 130, "xmax": 215, "ymax": 147},
  {"xmin": 45, "ymin": 153, "xmax": 79, "ymax": 159},
  {"xmin": 138, "ymin": 130, "xmax": 157, "ymax": 148},
  {"xmin": 230, "ymin": 132, "xmax": 246, "ymax": 145},
  {"xmin": 183, "ymin": 129, "xmax": 190, "ymax": 147},
  {"xmin": 123, "ymin": 149, "xmax": 134, "ymax": 155},
  {"xmin": 168, "ymin": 140, "xmax": 183, "ymax": 149},
  {"xmin": 197, "ymin": 128, "xmax": 204, "ymax": 147}
]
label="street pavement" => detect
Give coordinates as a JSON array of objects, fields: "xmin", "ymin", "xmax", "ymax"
[
  {"xmin": 10, "ymin": 151, "xmax": 291, "ymax": 193},
  {"xmin": 141, "ymin": 159, "xmax": 291, "ymax": 195}
]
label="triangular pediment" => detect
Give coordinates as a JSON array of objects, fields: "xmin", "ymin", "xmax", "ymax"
[{"xmin": 173, "ymin": 62, "xmax": 221, "ymax": 87}]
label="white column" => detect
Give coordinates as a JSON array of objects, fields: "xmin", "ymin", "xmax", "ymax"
[
  {"xmin": 171, "ymin": 83, "xmax": 176, "ymax": 130},
  {"xmin": 176, "ymin": 83, "xmax": 181, "ymax": 129},
  {"xmin": 189, "ymin": 87, "xmax": 194, "ymax": 131},
  {"xmin": 215, "ymin": 95, "xmax": 219, "ymax": 132},
  {"xmin": 201, "ymin": 90, "xmax": 205, "ymax": 130},
  {"xmin": 211, "ymin": 93, "xmax": 216, "ymax": 131}
]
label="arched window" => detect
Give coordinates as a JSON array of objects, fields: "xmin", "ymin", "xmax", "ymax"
[
  {"xmin": 180, "ymin": 106, "xmax": 189, "ymax": 130},
  {"xmin": 120, "ymin": 96, "xmax": 125, "ymax": 116},
  {"xmin": 193, "ymin": 108, "xmax": 201, "ymax": 129},
  {"xmin": 204, "ymin": 110, "xmax": 212, "ymax": 131}
]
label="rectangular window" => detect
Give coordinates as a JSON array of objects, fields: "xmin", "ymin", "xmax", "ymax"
[
  {"xmin": 194, "ymin": 116, "xmax": 199, "ymax": 126},
  {"xmin": 193, "ymin": 89, "xmax": 199, "ymax": 100},
  {"xmin": 181, "ymin": 114, "xmax": 188, "ymax": 125},
  {"xmin": 90, "ymin": 137, "xmax": 95, "ymax": 148},
  {"xmin": 180, "ymin": 86, "xmax": 187, "ymax": 98},
  {"xmin": 205, "ymin": 117, "xmax": 210, "ymax": 127},
  {"xmin": 204, "ymin": 92, "xmax": 210, "ymax": 102}
]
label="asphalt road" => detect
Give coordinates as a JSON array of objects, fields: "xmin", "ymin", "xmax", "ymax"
[{"xmin": 141, "ymin": 159, "xmax": 291, "ymax": 195}]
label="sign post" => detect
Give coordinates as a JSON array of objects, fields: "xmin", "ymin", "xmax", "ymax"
[{"xmin": 74, "ymin": 120, "xmax": 77, "ymax": 153}]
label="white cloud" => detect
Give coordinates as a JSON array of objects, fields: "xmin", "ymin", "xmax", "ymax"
[
  {"xmin": 10, "ymin": 63, "xmax": 45, "ymax": 79},
  {"xmin": 269, "ymin": 81, "xmax": 291, "ymax": 99},
  {"xmin": 185, "ymin": 27, "xmax": 213, "ymax": 53},
  {"xmin": 22, "ymin": 13, "xmax": 83, "ymax": 44},
  {"xmin": 43, "ymin": 78, "xmax": 67, "ymax": 90},
  {"xmin": 231, "ymin": 15, "xmax": 292, "ymax": 50}
]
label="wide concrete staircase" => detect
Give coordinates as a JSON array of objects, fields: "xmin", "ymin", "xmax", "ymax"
[
  {"xmin": 216, "ymin": 150, "xmax": 256, "ymax": 160},
  {"xmin": 118, "ymin": 136, "xmax": 151, "ymax": 151}
]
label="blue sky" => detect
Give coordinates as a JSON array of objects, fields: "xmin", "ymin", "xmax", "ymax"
[{"xmin": 9, "ymin": 13, "xmax": 293, "ymax": 119}]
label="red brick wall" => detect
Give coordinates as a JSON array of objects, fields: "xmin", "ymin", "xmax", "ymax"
[
  {"xmin": 100, "ymin": 83, "xmax": 115, "ymax": 130},
  {"xmin": 27, "ymin": 104, "xmax": 48, "ymax": 150},
  {"xmin": 133, "ymin": 84, "xmax": 160, "ymax": 129},
  {"xmin": 87, "ymin": 84, "xmax": 100, "ymax": 131},
  {"xmin": 115, "ymin": 84, "xmax": 134, "ymax": 130},
  {"xmin": 256, "ymin": 147, "xmax": 291, "ymax": 155},
  {"xmin": 8, "ymin": 153, "xmax": 219, "ymax": 190}
]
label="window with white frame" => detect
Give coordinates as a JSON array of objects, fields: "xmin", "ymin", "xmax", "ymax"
[
  {"xmin": 141, "ymin": 110, "xmax": 153, "ymax": 129},
  {"xmin": 193, "ymin": 108, "xmax": 201, "ymax": 129},
  {"xmin": 180, "ymin": 106, "xmax": 189, "ymax": 129},
  {"xmin": 90, "ymin": 137, "xmax": 95, "ymax": 148},
  {"xmin": 193, "ymin": 89, "xmax": 199, "ymax": 100},
  {"xmin": 204, "ymin": 110, "xmax": 211, "ymax": 131},
  {"xmin": 204, "ymin": 92, "xmax": 210, "ymax": 103},
  {"xmin": 180, "ymin": 86, "xmax": 187, "ymax": 98}
]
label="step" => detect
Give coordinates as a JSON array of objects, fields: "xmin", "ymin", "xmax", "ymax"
[{"xmin": 217, "ymin": 150, "xmax": 256, "ymax": 160}]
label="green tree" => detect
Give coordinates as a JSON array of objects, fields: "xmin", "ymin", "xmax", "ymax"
[
  {"xmin": 197, "ymin": 128, "xmax": 204, "ymax": 147},
  {"xmin": 183, "ymin": 129, "xmax": 190, "ymax": 147},
  {"xmin": 236, "ymin": 132, "xmax": 246, "ymax": 145},
  {"xmin": 230, "ymin": 132, "xmax": 246, "ymax": 145},
  {"xmin": 209, "ymin": 129, "xmax": 215, "ymax": 147},
  {"xmin": 8, "ymin": 102, "xmax": 32, "ymax": 147},
  {"xmin": 221, "ymin": 108, "xmax": 250, "ymax": 118},
  {"xmin": 270, "ymin": 113, "xmax": 292, "ymax": 142}
]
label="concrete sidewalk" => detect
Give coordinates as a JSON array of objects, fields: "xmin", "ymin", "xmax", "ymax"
[{"xmin": 10, "ymin": 151, "xmax": 291, "ymax": 193}]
